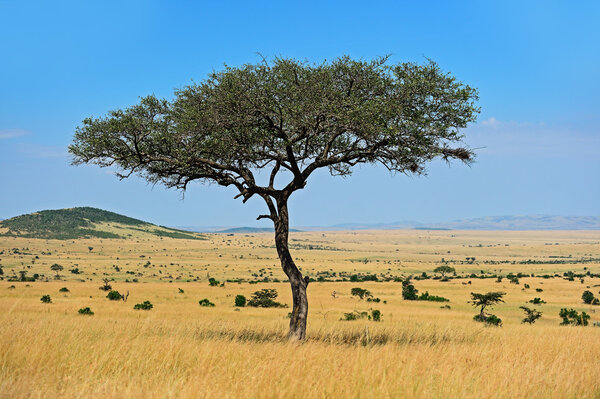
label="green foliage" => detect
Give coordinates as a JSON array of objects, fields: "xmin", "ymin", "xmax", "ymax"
[
  {"xmin": 106, "ymin": 290, "xmax": 123, "ymax": 301},
  {"xmin": 402, "ymin": 280, "xmax": 419, "ymax": 300},
  {"xmin": 559, "ymin": 308, "xmax": 590, "ymax": 326},
  {"xmin": 247, "ymin": 289, "xmax": 285, "ymax": 308},
  {"xmin": 473, "ymin": 313, "xmax": 502, "ymax": 326},
  {"xmin": 178, "ymin": 288, "xmax": 184, "ymax": 294},
  {"xmin": 581, "ymin": 290, "xmax": 599, "ymax": 305},
  {"xmin": 371, "ymin": 309, "xmax": 382, "ymax": 322},
  {"xmin": 133, "ymin": 300, "xmax": 153, "ymax": 310},
  {"xmin": 470, "ymin": 291, "xmax": 505, "ymax": 326},
  {"xmin": 341, "ymin": 311, "xmax": 369, "ymax": 321},
  {"xmin": 520, "ymin": 306, "xmax": 542, "ymax": 324},
  {"xmin": 40, "ymin": 295, "xmax": 52, "ymax": 303},
  {"xmin": 234, "ymin": 294, "xmax": 246, "ymax": 307},
  {"xmin": 418, "ymin": 292, "xmax": 450, "ymax": 302},
  {"xmin": 528, "ymin": 297, "xmax": 546, "ymax": 304},
  {"xmin": 350, "ymin": 287, "xmax": 372, "ymax": 300},
  {"xmin": 198, "ymin": 298, "xmax": 215, "ymax": 307},
  {"xmin": 59, "ymin": 287, "xmax": 70, "ymax": 293},
  {"xmin": 208, "ymin": 277, "xmax": 220, "ymax": 287},
  {"xmin": 78, "ymin": 307, "xmax": 94, "ymax": 315},
  {"xmin": 433, "ymin": 265, "xmax": 455, "ymax": 278}
]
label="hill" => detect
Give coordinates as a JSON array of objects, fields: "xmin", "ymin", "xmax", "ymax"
[
  {"xmin": 216, "ymin": 227, "xmax": 303, "ymax": 234},
  {"xmin": 0, "ymin": 207, "xmax": 206, "ymax": 240}
]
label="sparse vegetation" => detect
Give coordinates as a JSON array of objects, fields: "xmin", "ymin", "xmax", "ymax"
[
  {"xmin": 40, "ymin": 295, "xmax": 52, "ymax": 303},
  {"xmin": 559, "ymin": 308, "xmax": 590, "ymax": 326},
  {"xmin": 520, "ymin": 306, "xmax": 542, "ymax": 324},
  {"xmin": 133, "ymin": 300, "xmax": 153, "ymax": 310},
  {"xmin": 198, "ymin": 298, "xmax": 215, "ymax": 307},
  {"xmin": 78, "ymin": 307, "xmax": 94, "ymax": 315}
]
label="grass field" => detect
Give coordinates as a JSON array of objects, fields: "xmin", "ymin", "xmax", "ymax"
[{"xmin": 1, "ymin": 230, "xmax": 600, "ymax": 398}]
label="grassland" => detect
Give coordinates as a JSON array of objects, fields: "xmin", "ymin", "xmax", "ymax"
[{"xmin": 1, "ymin": 229, "xmax": 599, "ymax": 398}]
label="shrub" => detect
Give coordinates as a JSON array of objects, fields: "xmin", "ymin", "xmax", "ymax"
[
  {"xmin": 581, "ymin": 290, "xmax": 599, "ymax": 305},
  {"xmin": 178, "ymin": 288, "xmax": 184, "ymax": 294},
  {"xmin": 78, "ymin": 307, "xmax": 94, "ymax": 315},
  {"xmin": 59, "ymin": 287, "xmax": 70, "ymax": 292},
  {"xmin": 536, "ymin": 288, "xmax": 543, "ymax": 292},
  {"xmin": 247, "ymin": 289, "xmax": 286, "ymax": 308},
  {"xmin": 366, "ymin": 297, "xmax": 381, "ymax": 303},
  {"xmin": 528, "ymin": 297, "xmax": 546, "ymax": 304},
  {"xmin": 208, "ymin": 277, "xmax": 220, "ymax": 286},
  {"xmin": 472, "ymin": 313, "xmax": 502, "ymax": 326},
  {"xmin": 199, "ymin": 298, "xmax": 215, "ymax": 307},
  {"xmin": 133, "ymin": 300, "xmax": 153, "ymax": 310},
  {"xmin": 524, "ymin": 283, "xmax": 530, "ymax": 289},
  {"xmin": 40, "ymin": 295, "xmax": 52, "ymax": 303},
  {"xmin": 559, "ymin": 308, "xmax": 590, "ymax": 326},
  {"xmin": 99, "ymin": 278, "xmax": 112, "ymax": 291},
  {"xmin": 402, "ymin": 280, "xmax": 419, "ymax": 300},
  {"xmin": 418, "ymin": 291, "xmax": 449, "ymax": 302},
  {"xmin": 106, "ymin": 290, "xmax": 123, "ymax": 301},
  {"xmin": 234, "ymin": 294, "xmax": 246, "ymax": 307},
  {"xmin": 351, "ymin": 287, "xmax": 372, "ymax": 300},
  {"xmin": 341, "ymin": 310, "xmax": 368, "ymax": 321},
  {"xmin": 520, "ymin": 306, "xmax": 542, "ymax": 324},
  {"xmin": 371, "ymin": 309, "xmax": 382, "ymax": 322}
]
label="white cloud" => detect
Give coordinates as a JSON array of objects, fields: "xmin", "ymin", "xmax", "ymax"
[
  {"xmin": 480, "ymin": 117, "xmax": 500, "ymax": 128},
  {"xmin": 0, "ymin": 129, "xmax": 30, "ymax": 139}
]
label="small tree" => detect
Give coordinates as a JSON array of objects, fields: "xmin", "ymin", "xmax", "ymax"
[
  {"xmin": 402, "ymin": 279, "xmax": 419, "ymax": 300},
  {"xmin": 520, "ymin": 306, "xmax": 542, "ymax": 324},
  {"xmin": 559, "ymin": 308, "xmax": 590, "ymax": 326},
  {"xmin": 198, "ymin": 298, "xmax": 215, "ymax": 307},
  {"xmin": 106, "ymin": 290, "xmax": 123, "ymax": 301},
  {"xmin": 350, "ymin": 287, "xmax": 372, "ymax": 300},
  {"xmin": 433, "ymin": 265, "xmax": 455, "ymax": 280},
  {"xmin": 247, "ymin": 289, "xmax": 285, "ymax": 308},
  {"xmin": 582, "ymin": 290, "xmax": 599, "ymax": 305},
  {"xmin": 18, "ymin": 270, "xmax": 28, "ymax": 281},
  {"xmin": 40, "ymin": 295, "xmax": 52, "ymax": 303},
  {"xmin": 70, "ymin": 56, "xmax": 479, "ymax": 339},
  {"xmin": 88, "ymin": 246, "xmax": 94, "ymax": 253},
  {"xmin": 208, "ymin": 277, "xmax": 220, "ymax": 287},
  {"xmin": 234, "ymin": 294, "xmax": 246, "ymax": 307},
  {"xmin": 470, "ymin": 291, "xmax": 505, "ymax": 326},
  {"xmin": 50, "ymin": 263, "xmax": 63, "ymax": 279},
  {"xmin": 99, "ymin": 278, "xmax": 113, "ymax": 291}
]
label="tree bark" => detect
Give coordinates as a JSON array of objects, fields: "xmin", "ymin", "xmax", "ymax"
[{"xmin": 273, "ymin": 198, "xmax": 309, "ymax": 340}]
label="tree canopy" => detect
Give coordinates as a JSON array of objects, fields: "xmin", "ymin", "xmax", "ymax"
[{"xmin": 69, "ymin": 56, "xmax": 479, "ymax": 210}]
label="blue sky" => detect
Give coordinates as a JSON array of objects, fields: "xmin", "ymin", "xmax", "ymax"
[{"xmin": 1, "ymin": 0, "xmax": 598, "ymax": 227}]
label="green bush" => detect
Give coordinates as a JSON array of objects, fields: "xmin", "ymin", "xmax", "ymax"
[
  {"xmin": 371, "ymin": 309, "xmax": 382, "ymax": 322},
  {"xmin": 350, "ymin": 287, "xmax": 372, "ymax": 300},
  {"xmin": 133, "ymin": 300, "xmax": 153, "ymax": 310},
  {"xmin": 402, "ymin": 280, "xmax": 419, "ymax": 300},
  {"xmin": 473, "ymin": 313, "xmax": 502, "ymax": 326},
  {"xmin": 581, "ymin": 290, "xmax": 599, "ymax": 305},
  {"xmin": 178, "ymin": 288, "xmax": 184, "ymax": 294},
  {"xmin": 528, "ymin": 297, "xmax": 546, "ymax": 304},
  {"xmin": 341, "ymin": 310, "xmax": 368, "ymax": 321},
  {"xmin": 559, "ymin": 308, "xmax": 590, "ymax": 326},
  {"xmin": 208, "ymin": 277, "xmax": 220, "ymax": 286},
  {"xmin": 418, "ymin": 291, "xmax": 449, "ymax": 302},
  {"xmin": 106, "ymin": 290, "xmax": 123, "ymax": 301},
  {"xmin": 247, "ymin": 289, "xmax": 285, "ymax": 308},
  {"xmin": 40, "ymin": 295, "xmax": 52, "ymax": 303},
  {"xmin": 199, "ymin": 298, "xmax": 215, "ymax": 307},
  {"xmin": 78, "ymin": 307, "xmax": 94, "ymax": 315},
  {"xmin": 520, "ymin": 306, "xmax": 542, "ymax": 324},
  {"xmin": 234, "ymin": 294, "xmax": 246, "ymax": 307},
  {"xmin": 59, "ymin": 287, "xmax": 70, "ymax": 293}
]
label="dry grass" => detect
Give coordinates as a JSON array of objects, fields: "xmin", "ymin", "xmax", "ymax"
[{"xmin": 1, "ymin": 230, "xmax": 600, "ymax": 398}]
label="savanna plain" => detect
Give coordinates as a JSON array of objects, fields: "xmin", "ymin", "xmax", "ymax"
[{"xmin": 1, "ymin": 229, "xmax": 600, "ymax": 398}]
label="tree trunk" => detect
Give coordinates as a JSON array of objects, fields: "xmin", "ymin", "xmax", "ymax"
[{"xmin": 274, "ymin": 198, "xmax": 308, "ymax": 340}]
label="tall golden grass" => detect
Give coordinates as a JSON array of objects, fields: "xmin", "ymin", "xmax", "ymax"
[{"xmin": 1, "ymin": 230, "xmax": 599, "ymax": 397}]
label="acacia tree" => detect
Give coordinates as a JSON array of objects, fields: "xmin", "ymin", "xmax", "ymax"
[{"xmin": 69, "ymin": 56, "xmax": 479, "ymax": 340}]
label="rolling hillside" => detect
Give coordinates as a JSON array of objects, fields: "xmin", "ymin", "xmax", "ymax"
[{"xmin": 0, "ymin": 207, "xmax": 206, "ymax": 240}]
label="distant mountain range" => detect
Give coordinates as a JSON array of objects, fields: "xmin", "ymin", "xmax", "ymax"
[
  {"xmin": 1, "ymin": 209, "xmax": 598, "ymax": 238},
  {"xmin": 180, "ymin": 215, "xmax": 600, "ymax": 232}
]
